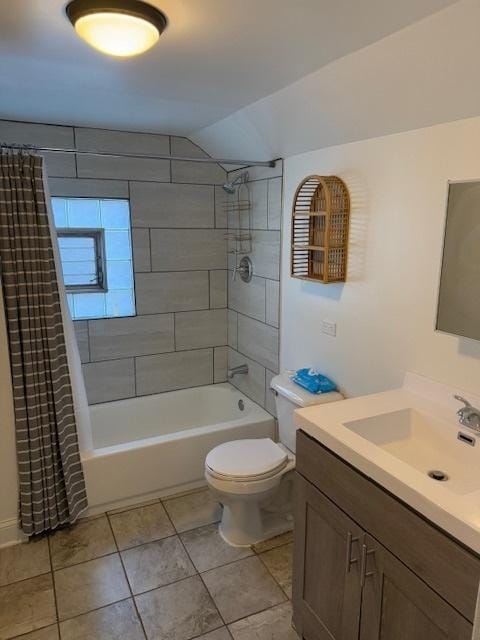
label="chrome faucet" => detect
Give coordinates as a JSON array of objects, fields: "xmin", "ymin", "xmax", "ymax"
[
  {"xmin": 228, "ymin": 364, "xmax": 248, "ymax": 379},
  {"xmin": 454, "ymin": 395, "xmax": 480, "ymax": 432}
]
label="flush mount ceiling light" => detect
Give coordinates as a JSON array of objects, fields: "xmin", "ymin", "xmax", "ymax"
[{"xmin": 66, "ymin": 0, "xmax": 167, "ymax": 57}]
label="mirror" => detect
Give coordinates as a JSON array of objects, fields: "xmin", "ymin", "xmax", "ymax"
[{"xmin": 437, "ymin": 180, "xmax": 480, "ymax": 341}]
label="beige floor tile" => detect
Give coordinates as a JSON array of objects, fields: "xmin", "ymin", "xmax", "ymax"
[
  {"xmin": 259, "ymin": 543, "xmax": 293, "ymax": 597},
  {"xmin": 0, "ymin": 574, "xmax": 56, "ymax": 639},
  {"xmin": 202, "ymin": 556, "xmax": 286, "ymax": 624},
  {"xmin": 121, "ymin": 536, "xmax": 195, "ymax": 595},
  {"xmin": 59, "ymin": 599, "xmax": 144, "ymax": 640},
  {"xmin": 109, "ymin": 502, "xmax": 175, "ymax": 550},
  {"xmin": 197, "ymin": 629, "xmax": 232, "ymax": 640},
  {"xmin": 107, "ymin": 499, "xmax": 160, "ymax": 515},
  {"xmin": 49, "ymin": 516, "xmax": 116, "ymax": 569},
  {"xmin": 228, "ymin": 602, "xmax": 298, "ymax": 639},
  {"xmin": 54, "ymin": 554, "xmax": 130, "ymax": 620},
  {"xmin": 252, "ymin": 531, "xmax": 293, "ymax": 554},
  {"xmin": 136, "ymin": 575, "xmax": 222, "ymax": 640},
  {"xmin": 11, "ymin": 625, "xmax": 59, "ymax": 639},
  {"xmin": 180, "ymin": 524, "xmax": 253, "ymax": 572},
  {"xmin": 0, "ymin": 538, "xmax": 51, "ymax": 587},
  {"xmin": 163, "ymin": 490, "xmax": 222, "ymax": 533}
]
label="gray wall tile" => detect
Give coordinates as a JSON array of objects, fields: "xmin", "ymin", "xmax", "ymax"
[
  {"xmin": 210, "ymin": 270, "xmax": 227, "ymax": 309},
  {"xmin": 73, "ymin": 321, "xmax": 89, "ymax": 363},
  {"xmin": 249, "ymin": 180, "xmax": 268, "ymax": 230},
  {"xmin": 171, "ymin": 137, "xmax": 209, "ymax": 159},
  {"xmin": 0, "ymin": 120, "xmax": 74, "ymax": 148},
  {"xmin": 130, "ymin": 182, "xmax": 214, "ymax": 228},
  {"xmin": 267, "ymin": 177, "xmax": 282, "ymax": 230},
  {"xmin": 83, "ymin": 359, "xmax": 135, "ymax": 404},
  {"xmin": 136, "ymin": 349, "xmax": 213, "ymax": 395},
  {"xmin": 265, "ymin": 279, "xmax": 279, "ymax": 328},
  {"xmin": 250, "ymin": 231, "xmax": 281, "ymax": 280},
  {"xmin": 89, "ymin": 315, "xmax": 174, "ymax": 361},
  {"xmin": 171, "ymin": 160, "xmax": 226, "ymax": 186},
  {"xmin": 132, "ymin": 228, "xmax": 151, "ymax": 272},
  {"xmin": 214, "ymin": 346, "xmax": 228, "ymax": 383},
  {"xmin": 225, "ymin": 169, "xmax": 283, "ymax": 408},
  {"xmin": 227, "ymin": 348, "xmax": 265, "ymax": 406},
  {"xmin": 214, "ymin": 186, "xmax": 228, "ymax": 229},
  {"xmin": 150, "ymin": 229, "xmax": 227, "ymax": 271},
  {"xmin": 237, "ymin": 314, "xmax": 279, "ymax": 372},
  {"xmin": 77, "ymin": 154, "xmax": 170, "ymax": 181},
  {"xmin": 75, "ymin": 127, "xmax": 169, "ymax": 155},
  {"xmin": 228, "ymin": 274, "xmax": 265, "ymax": 322},
  {"xmin": 43, "ymin": 152, "xmax": 76, "ymax": 178},
  {"xmin": 49, "ymin": 178, "xmax": 129, "ymax": 198},
  {"xmin": 265, "ymin": 369, "xmax": 277, "ymax": 417},
  {"xmin": 228, "ymin": 310, "xmax": 238, "ymax": 349},
  {"xmin": 2, "ymin": 118, "xmax": 233, "ymax": 404},
  {"xmin": 135, "ymin": 272, "xmax": 209, "ymax": 314},
  {"xmin": 175, "ymin": 310, "xmax": 227, "ymax": 351}
]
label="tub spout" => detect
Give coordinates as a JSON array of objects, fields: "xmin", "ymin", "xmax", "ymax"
[{"xmin": 228, "ymin": 364, "xmax": 248, "ymax": 379}]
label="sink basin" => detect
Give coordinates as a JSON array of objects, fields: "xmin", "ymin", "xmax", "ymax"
[
  {"xmin": 293, "ymin": 375, "xmax": 480, "ymax": 553},
  {"xmin": 344, "ymin": 408, "xmax": 479, "ymax": 495}
]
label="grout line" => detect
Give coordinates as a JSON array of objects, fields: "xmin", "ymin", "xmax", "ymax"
[
  {"xmin": 56, "ymin": 596, "xmax": 136, "ymax": 631},
  {"xmin": 4, "ymin": 506, "xmax": 291, "ymax": 638},
  {"xmin": 46, "ymin": 535, "xmax": 61, "ymax": 635},
  {"xmin": 104, "ymin": 513, "xmax": 149, "ymax": 639}
]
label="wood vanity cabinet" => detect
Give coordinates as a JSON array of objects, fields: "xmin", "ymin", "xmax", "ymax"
[{"xmin": 293, "ymin": 430, "xmax": 480, "ymax": 640}]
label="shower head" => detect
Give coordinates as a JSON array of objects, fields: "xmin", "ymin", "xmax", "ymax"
[{"xmin": 222, "ymin": 171, "xmax": 249, "ymax": 194}]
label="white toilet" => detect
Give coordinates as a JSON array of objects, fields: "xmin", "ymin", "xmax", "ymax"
[{"xmin": 205, "ymin": 372, "xmax": 343, "ymax": 546}]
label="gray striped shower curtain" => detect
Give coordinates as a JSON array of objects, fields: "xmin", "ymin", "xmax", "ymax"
[{"xmin": 0, "ymin": 150, "xmax": 87, "ymax": 535}]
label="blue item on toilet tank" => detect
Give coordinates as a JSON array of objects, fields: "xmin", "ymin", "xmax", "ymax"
[{"xmin": 291, "ymin": 368, "xmax": 337, "ymax": 394}]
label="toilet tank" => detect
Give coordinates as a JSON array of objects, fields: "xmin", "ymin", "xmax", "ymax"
[{"xmin": 270, "ymin": 372, "xmax": 343, "ymax": 453}]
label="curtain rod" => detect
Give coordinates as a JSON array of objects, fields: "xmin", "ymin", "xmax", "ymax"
[{"xmin": 0, "ymin": 142, "xmax": 278, "ymax": 168}]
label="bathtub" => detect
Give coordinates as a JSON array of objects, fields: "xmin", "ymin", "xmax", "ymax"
[{"xmin": 81, "ymin": 383, "xmax": 276, "ymax": 513}]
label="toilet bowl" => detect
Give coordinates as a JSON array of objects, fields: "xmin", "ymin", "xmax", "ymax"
[
  {"xmin": 205, "ymin": 372, "xmax": 344, "ymax": 547},
  {"xmin": 205, "ymin": 438, "xmax": 295, "ymax": 546}
]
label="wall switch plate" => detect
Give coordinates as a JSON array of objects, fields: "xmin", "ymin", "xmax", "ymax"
[{"xmin": 322, "ymin": 320, "xmax": 337, "ymax": 337}]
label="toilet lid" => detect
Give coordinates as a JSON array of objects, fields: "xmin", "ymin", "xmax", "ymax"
[{"xmin": 206, "ymin": 438, "xmax": 288, "ymax": 480}]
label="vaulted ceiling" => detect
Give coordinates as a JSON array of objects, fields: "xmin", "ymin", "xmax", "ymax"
[{"xmin": 0, "ymin": 0, "xmax": 457, "ymax": 137}]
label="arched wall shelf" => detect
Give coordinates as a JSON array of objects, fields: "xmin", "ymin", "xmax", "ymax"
[{"xmin": 291, "ymin": 175, "xmax": 350, "ymax": 283}]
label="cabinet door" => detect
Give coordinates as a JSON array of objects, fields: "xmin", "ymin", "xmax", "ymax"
[
  {"xmin": 293, "ymin": 473, "xmax": 364, "ymax": 640},
  {"xmin": 359, "ymin": 534, "xmax": 473, "ymax": 640}
]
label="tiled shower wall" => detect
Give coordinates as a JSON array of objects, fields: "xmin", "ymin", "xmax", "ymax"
[
  {"xmin": 0, "ymin": 119, "xmax": 229, "ymax": 404},
  {"xmin": 222, "ymin": 162, "xmax": 283, "ymax": 415}
]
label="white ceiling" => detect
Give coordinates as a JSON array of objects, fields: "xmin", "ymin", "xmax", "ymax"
[
  {"xmin": 0, "ymin": 0, "xmax": 456, "ymax": 136},
  {"xmin": 193, "ymin": 0, "xmax": 480, "ymax": 160}
]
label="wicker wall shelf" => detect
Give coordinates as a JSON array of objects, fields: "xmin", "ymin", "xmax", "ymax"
[{"xmin": 291, "ymin": 175, "xmax": 350, "ymax": 283}]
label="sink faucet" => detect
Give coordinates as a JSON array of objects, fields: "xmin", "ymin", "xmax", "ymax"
[
  {"xmin": 454, "ymin": 395, "xmax": 480, "ymax": 432},
  {"xmin": 228, "ymin": 364, "xmax": 248, "ymax": 379}
]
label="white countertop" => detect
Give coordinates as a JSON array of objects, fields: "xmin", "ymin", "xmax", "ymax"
[{"xmin": 294, "ymin": 373, "xmax": 480, "ymax": 554}]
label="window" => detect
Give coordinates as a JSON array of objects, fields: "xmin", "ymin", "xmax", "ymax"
[
  {"xmin": 51, "ymin": 197, "xmax": 136, "ymax": 320},
  {"xmin": 57, "ymin": 229, "xmax": 106, "ymax": 292}
]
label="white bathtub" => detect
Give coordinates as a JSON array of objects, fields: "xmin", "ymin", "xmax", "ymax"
[{"xmin": 81, "ymin": 383, "xmax": 276, "ymax": 513}]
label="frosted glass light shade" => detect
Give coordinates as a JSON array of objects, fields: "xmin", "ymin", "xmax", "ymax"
[{"xmin": 75, "ymin": 11, "xmax": 160, "ymax": 57}]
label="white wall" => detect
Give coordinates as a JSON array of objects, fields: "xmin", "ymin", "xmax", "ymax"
[
  {"xmin": 0, "ymin": 290, "xmax": 21, "ymax": 545},
  {"xmin": 281, "ymin": 116, "xmax": 480, "ymax": 399},
  {"xmin": 193, "ymin": 0, "xmax": 480, "ymax": 162}
]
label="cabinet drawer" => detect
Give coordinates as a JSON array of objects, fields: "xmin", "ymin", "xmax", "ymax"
[{"xmin": 296, "ymin": 430, "xmax": 480, "ymax": 622}]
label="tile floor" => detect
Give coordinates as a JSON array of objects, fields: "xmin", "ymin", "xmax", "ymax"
[{"xmin": 0, "ymin": 489, "xmax": 298, "ymax": 640}]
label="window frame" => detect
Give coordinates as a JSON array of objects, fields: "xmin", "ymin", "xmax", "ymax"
[{"xmin": 57, "ymin": 227, "xmax": 108, "ymax": 294}]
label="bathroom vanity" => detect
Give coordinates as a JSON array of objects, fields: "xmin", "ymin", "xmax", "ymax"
[{"xmin": 291, "ymin": 374, "xmax": 480, "ymax": 640}]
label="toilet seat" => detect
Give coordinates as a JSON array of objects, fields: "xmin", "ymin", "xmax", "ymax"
[{"xmin": 205, "ymin": 438, "xmax": 288, "ymax": 482}]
